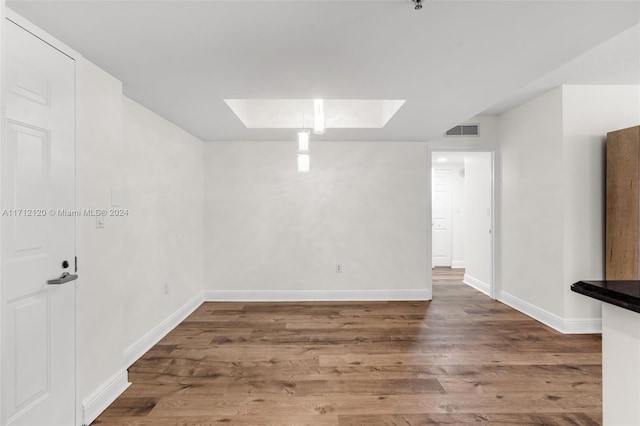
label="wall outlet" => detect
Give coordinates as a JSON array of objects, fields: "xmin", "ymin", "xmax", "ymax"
[
  {"xmin": 164, "ymin": 282, "xmax": 169, "ymax": 295},
  {"xmin": 336, "ymin": 264, "xmax": 343, "ymax": 273}
]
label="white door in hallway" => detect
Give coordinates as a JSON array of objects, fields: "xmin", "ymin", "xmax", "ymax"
[
  {"xmin": 1, "ymin": 19, "xmax": 76, "ymax": 426},
  {"xmin": 432, "ymin": 169, "xmax": 452, "ymax": 267}
]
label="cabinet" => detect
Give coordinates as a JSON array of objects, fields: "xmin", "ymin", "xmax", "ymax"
[{"xmin": 606, "ymin": 125, "xmax": 640, "ymax": 279}]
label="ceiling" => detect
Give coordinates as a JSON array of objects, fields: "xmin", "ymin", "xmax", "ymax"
[
  {"xmin": 483, "ymin": 22, "xmax": 640, "ymax": 116},
  {"xmin": 7, "ymin": 0, "xmax": 640, "ymax": 142}
]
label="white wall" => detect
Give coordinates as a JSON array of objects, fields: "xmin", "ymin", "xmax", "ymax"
[
  {"xmin": 77, "ymin": 59, "xmax": 126, "ymax": 400},
  {"xmin": 203, "ymin": 116, "xmax": 498, "ymax": 299},
  {"xmin": 204, "ymin": 141, "xmax": 429, "ymax": 298},
  {"xmin": 450, "ymin": 163, "xmax": 466, "ymax": 268},
  {"xmin": 498, "ymin": 85, "xmax": 640, "ymax": 332},
  {"xmin": 499, "ymin": 87, "xmax": 565, "ymax": 318},
  {"xmin": 121, "ymin": 97, "xmax": 204, "ymax": 353},
  {"xmin": 463, "ymin": 152, "xmax": 493, "ymax": 290},
  {"xmin": 77, "ymin": 59, "xmax": 204, "ymax": 418},
  {"xmin": 562, "ymin": 85, "xmax": 640, "ymax": 320}
]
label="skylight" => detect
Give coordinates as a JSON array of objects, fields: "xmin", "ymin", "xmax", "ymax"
[{"xmin": 224, "ymin": 99, "xmax": 405, "ymax": 129}]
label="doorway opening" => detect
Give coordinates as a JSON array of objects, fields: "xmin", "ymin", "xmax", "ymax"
[{"xmin": 429, "ymin": 150, "xmax": 495, "ymax": 298}]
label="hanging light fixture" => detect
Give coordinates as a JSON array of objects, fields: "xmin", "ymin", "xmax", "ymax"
[
  {"xmin": 297, "ymin": 111, "xmax": 310, "ymax": 172},
  {"xmin": 313, "ymin": 98, "xmax": 325, "ymax": 134},
  {"xmin": 297, "ymin": 153, "xmax": 310, "ymax": 173},
  {"xmin": 297, "ymin": 129, "xmax": 310, "ymax": 152}
]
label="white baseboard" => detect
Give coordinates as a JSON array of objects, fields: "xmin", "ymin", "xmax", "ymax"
[
  {"xmin": 463, "ymin": 274, "xmax": 490, "ymax": 296},
  {"xmin": 498, "ymin": 290, "xmax": 564, "ymax": 332},
  {"xmin": 563, "ymin": 318, "xmax": 602, "ymax": 334},
  {"xmin": 82, "ymin": 369, "xmax": 130, "ymax": 426},
  {"xmin": 123, "ymin": 293, "xmax": 204, "ymax": 368},
  {"xmin": 451, "ymin": 261, "xmax": 465, "ymax": 269},
  {"xmin": 498, "ymin": 290, "xmax": 601, "ymax": 334},
  {"xmin": 204, "ymin": 289, "xmax": 431, "ymax": 302}
]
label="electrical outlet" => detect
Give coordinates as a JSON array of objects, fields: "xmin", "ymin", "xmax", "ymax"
[
  {"xmin": 336, "ymin": 264, "xmax": 343, "ymax": 273},
  {"xmin": 164, "ymin": 282, "xmax": 169, "ymax": 295}
]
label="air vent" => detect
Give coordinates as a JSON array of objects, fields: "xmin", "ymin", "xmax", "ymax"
[{"xmin": 445, "ymin": 124, "xmax": 479, "ymax": 137}]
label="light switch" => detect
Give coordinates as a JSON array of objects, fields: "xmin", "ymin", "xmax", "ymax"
[{"xmin": 96, "ymin": 213, "xmax": 105, "ymax": 229}]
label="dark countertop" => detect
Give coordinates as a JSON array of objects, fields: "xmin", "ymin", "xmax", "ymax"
[{"xmin": 571, "ymin": 280, "xmax": 640, "ymax": 314}]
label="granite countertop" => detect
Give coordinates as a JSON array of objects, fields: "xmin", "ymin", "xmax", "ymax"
[{"xmin": 571, "ymin": 280, "xmax": 640, "ymax": 314}]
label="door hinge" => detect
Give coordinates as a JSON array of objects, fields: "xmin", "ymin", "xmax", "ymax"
[{"xmin": 75, "ymin": 255, "xmax": 78, "ymax": 273}]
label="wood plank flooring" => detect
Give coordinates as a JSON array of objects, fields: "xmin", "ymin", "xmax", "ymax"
[{"xmin": 94, "ymin": 268, "xmax": 602, "ymax": 425}]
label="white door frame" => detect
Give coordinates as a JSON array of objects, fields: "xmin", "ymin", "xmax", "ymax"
[
  {"xmin": 0, "ymin": 7, "xmax": 84, "ymax": 426},
  {"xmin": 427, "ymin": 147, "xmax": 498, "ymax": 299}
]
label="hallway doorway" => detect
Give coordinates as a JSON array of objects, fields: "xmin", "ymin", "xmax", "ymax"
[{"xmin": 429, "ymin": 151, "xmax": 494, "ymax": 298}]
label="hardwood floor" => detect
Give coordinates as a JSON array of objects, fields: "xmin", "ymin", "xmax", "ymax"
[
  {"xmin": 432, "ymin": 267, "xmax": 466, "ymax": 285},
  {"xmin": 94, "ymin": 268, "xmax": 602, "ymax": 425}
]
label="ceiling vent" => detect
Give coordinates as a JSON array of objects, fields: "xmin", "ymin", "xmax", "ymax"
[{"xmin": 445, "ymin": 124, "xmax": 479, "ymax": 137}]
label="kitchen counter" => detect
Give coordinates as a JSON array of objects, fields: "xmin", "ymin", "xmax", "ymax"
[
  {"xmin": 572, "ymin": 280, "xmax": 640, "ymax": 426},
  {"xmin": 571, "ymin": 280, "xmax": 640, "ymax": 314}
]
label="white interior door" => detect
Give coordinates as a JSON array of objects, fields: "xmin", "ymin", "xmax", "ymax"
[
  {"xmin": 432, "ymin": 168, "xmax": 452, "ymax": 267},
  {"xmin": 1, "ymin": 19, "xmax": 76, "ymax": 426}
]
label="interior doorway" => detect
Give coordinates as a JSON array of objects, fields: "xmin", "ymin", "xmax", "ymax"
[{"xmin": 429, "ymin": 150, "xmax": 494, "ymax": 298}]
